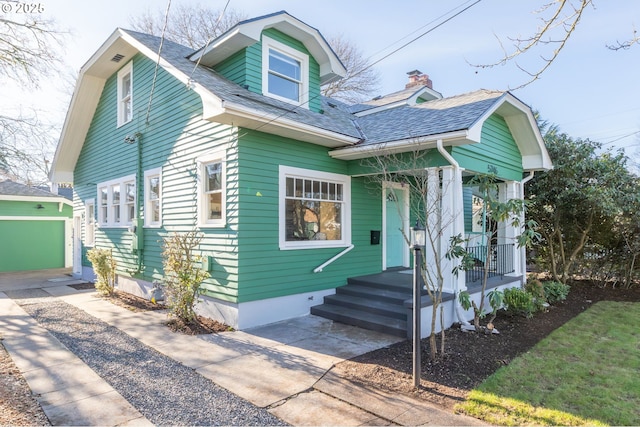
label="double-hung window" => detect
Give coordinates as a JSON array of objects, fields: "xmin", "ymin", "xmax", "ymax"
[
  {"xmin": 84, "ymin": 199, "xmax": 95, "ymax": 246},
  {"xmin": 262, "ymin": 36, "xmax": 308, "ymax": 106},
  {"xmin": 198, "ymin": 152, "xmax": 226, "ymax": 227},
  {"xmin": 144, "ymin": 168, "xmax": 162, "ymax": 227},
  {"xmin": 96, "ymin": 175, "xmax": 136, "ymax": 227},
  {"xmin": 279, "ymin": 166, "xmax": 351, "ymax": 250},
  {"xmin": 117, "ymin": 61, "xmax": 133, "ymax": 126}
]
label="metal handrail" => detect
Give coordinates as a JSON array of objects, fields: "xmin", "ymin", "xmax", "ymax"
[
  {"xmin": 465, "ymin": 243, "xmax": 515, "ymax": 282},
  {"xmin": 313, "ymin": 245, "xmax": 354, "ymax": 273}
]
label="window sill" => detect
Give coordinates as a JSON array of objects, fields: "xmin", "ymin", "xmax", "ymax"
[
  {"xmin": 198, "ymin": 222, "xmax": 227, "ymax": 229},
  {"xmin": 280, "ymin": 242, "xmax": 351, "ymax": 251}
]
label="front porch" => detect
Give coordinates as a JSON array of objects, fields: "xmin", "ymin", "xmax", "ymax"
[{"xmin": 310, "ymin": 269, "xmax": 523, "ymax": 338}]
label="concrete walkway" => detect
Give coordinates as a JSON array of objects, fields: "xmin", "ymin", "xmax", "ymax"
[{"xmin": 0, "ymin": 269, "xmax": 485, "ymax": 426}]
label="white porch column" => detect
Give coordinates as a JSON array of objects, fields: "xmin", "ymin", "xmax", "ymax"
[
  {"xmin": 422, "ymin": 168, "xmax": 440, "ymax": 291},
  {"xmin": 440, "ymin": 166, "xmax": 465, "ymax": 293},
  {"xmin": 498, "ymin": 181, "xmax": 524, "ymax": 277}
]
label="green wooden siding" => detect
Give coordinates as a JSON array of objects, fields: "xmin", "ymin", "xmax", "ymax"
[
  {"xmin": 0, "ymin": 200, "xmax": 71, "ymax": 218},
  {"xmin": 214, "ymin": 49, "xmax": 251, "ymax": 90},
  {"xmin": 214, "ymin": 28, "xmax": 322, "ymax": 113},
  {"xmin": 74, "ymin": 54, "xmax": 240, "ymax": 302},
  {"xmin": 463, "ymin": 187, "xmax": 474, "ymax": 233},
  {"xmin": 452, "ymin": 114, "xmax": 523, "ymax": 181},
  {"xmin": 346, "ymin": 149, "xmax": 451, "ymax": 176},
  {"xmin": 235, "ymin": 129, "xmax": 381, "ymax": 303}
]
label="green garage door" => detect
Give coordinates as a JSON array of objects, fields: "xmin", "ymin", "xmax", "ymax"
[{"xmin": 0, "ymin": 220, "xmax": 65, "ymax": 272}]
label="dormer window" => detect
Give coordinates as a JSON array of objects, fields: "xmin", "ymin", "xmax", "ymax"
[
  {"xmin": 262, "ymin": 36, "xmax": 308, "ymax": 107},
  {"xmin": 117, "ymin": 61, "xmax": 133, "ymax": 127}
]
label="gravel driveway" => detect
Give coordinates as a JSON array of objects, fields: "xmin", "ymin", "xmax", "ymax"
[{"xmin": 13, "ymin": 289, "xmax": 286, "ymax": 426}]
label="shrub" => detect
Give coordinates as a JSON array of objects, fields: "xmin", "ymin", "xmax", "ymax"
[
  {"xmin": 503, "ymin": 287, "xmax": 536, "ymax": 318},
  {"xmin": 524, "ymin": 278, "xmax": 546, "ymax": 311},
  {"xmin": 161, "ymin": 231, "xmax": 210, "ymax": 323},
  {"xmin": 543, "ymin": 281, "xmax": 571, "ymax": 304},
  {"xmin": 86, "ymin": 248, "xmax": 116, "ymax": 295}
]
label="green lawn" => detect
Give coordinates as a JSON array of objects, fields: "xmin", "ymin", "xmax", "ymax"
[{"xmin": 456, "ymin": 301, "xmax": 640, "ymax": 426}]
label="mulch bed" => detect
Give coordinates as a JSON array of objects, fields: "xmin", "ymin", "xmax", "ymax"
[
  {"xmin": 101, "ymin": 290, "xmax": 166, "ymax": 312},
  {"xmin": 68, "ymin": 282, "xmax": 97, "ymax": 290},
  {"xmin": 166, "ymin": 316, "xmax": 233, "ymax": 335},
  {"xmin": 333, "ymin": 280, "xmax": 640, "ymax": 410},
  {"xmin": 98, "ymin": 289, "xmax": 232, "ymax": 334}
]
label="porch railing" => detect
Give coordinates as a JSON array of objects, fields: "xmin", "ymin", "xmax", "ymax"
[{"xmin": 465, "ymin": 244, "xmax": 515, "ymax": 283}]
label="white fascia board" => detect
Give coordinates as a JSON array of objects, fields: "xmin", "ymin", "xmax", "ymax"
[
  {"xmin": 466, "ymin": 93, "xmax": 552, "ymax": 172},
  {"xmin": 213, "ymin": 102, "xmax": 360, "ymax": 147},
  {"xmin": 188, "ymin": 27, "xmax": 256, "ymax": 65},
  {"xmin": 329, "ymin": 130, "xmax": 470, "ymax": 161},
  {"xmin": 0, "ymin": 195, "xmax": 72, "ymax": 206},
  {"xmin": 188, "ymin": 13, "xmax": 346, "ymax": 84},
  {"xmin": 117, "ymin": 32, "xmax": 224, "ymax": 111}
]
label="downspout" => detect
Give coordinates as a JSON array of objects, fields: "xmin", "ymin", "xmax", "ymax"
[
  {"xmin": 436, "ymin": 139, "xmax": 470, "ymax": 327},
  {"xmin": 136, "ymin": 133, "xmax": 143, "ymax": 274}
]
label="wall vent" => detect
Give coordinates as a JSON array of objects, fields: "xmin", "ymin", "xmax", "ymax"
[{"xmin": 111, "ymin": 54, "xmax": 125, "ymax": 63}]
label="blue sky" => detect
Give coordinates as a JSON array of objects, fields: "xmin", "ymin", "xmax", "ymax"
[{"xmin": 9, "ymin": 0, "xmax": 640, "ymax": 163}]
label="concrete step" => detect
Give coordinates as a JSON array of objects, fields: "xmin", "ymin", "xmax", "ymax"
[
  {"xmin": 347, "ymin": 276, "xmax": 414, "ymax": 294},
  {"xmin": 322, "ymin": 293, "xmax": 407, "ymax": 320},
  {"xmin": 336, "ymin": 284, "xmax": 410, "ymax": 305},
  {"xmin": 310, "ymin": 304, "xmax": 407, "ymax": 338}
]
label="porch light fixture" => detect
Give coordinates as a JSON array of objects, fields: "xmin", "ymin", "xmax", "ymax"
[
  {"xmin": 411, "ymin": 220, "xmax": 425, "ymax": 249},
  {"xmin": 35, "ymin": 204, "xmax": 44, "ymax": 209}
]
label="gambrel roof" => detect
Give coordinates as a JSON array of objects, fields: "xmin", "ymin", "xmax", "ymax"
[{"xmin": 50, "ymin": 11, "xmax": 551, "ymax": 183}]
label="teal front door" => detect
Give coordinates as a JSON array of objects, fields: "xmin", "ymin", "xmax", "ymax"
[{"xmin": 385, "ymin": 187, "xmax": 405, "ymax": 268}]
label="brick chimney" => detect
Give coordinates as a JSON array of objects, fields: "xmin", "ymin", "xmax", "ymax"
[{"xmin": 406, "ymin": 69, "xmax": 433, "ymax": 89}]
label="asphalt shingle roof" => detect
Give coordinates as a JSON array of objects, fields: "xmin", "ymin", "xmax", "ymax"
[
  {"xmin": 124, "ymin": 30, "xmax": 362, "ymax": 140},
  {"xmin": 355, "ymin": 90, "xmax": 504, "ymax": 145},
  {"xmin": 0, "ymin": 180, "xmax": 60, "ymax": 198},
  {"xmin": 123, "ymin": 30, "xmax": 508, "ymax": 148}
]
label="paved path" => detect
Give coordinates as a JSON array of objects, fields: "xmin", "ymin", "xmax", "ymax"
[{"xmin": 0, "ymin": 269, "xmax": 485, "ymax": 426}]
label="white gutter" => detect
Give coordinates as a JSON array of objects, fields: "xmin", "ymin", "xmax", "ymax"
[
  {"xmin": 521, "ymin": 170, "xmax": 535, "ymax": 185},
  {"xmin": 313, "ymin": 245, "xmax": 354, "ymax": 273},
  {"xmin": 436, "ymin": 139, "xmax": 471, "ymax": 327}
]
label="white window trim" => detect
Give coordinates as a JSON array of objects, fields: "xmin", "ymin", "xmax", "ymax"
[
  {"xmin": 197, "ymin": 151, "xmax": 226, "ymax": 228},
  {"xmin": 117, "ymin": 61, "xmax": 133, "ymax": 127},
  {"xmin": 279, "ymin": 165, "xmax": 351, "ymax": 250},
  {"xmin": 144, "ymin": 168, "xmax": 162, "ymax": 228},
  {"xmin": 84, "ymin": 198, "xmax": 95, "ymax": 247},
  {"xmin": 262, "ymin": 36, "xmax": 309, "ymax": 107},
  {"xmin": 96, "ymin": 174, "xmax": 136, "ymax": 228}
]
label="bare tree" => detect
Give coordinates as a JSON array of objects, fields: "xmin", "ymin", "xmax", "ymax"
[
  {"xmin": 321, "ymin": 35, "xmax": 381, "ymax": 104},
  {"xmin": 471, "ymin": 1, "xmax": 593, "ymax": 88},
  {"xmin": 607, "ymin": 26, "xmax": 640, "ymax": 51},
  {"xmin": 129, "ymin": 6, "xmax": 380, "ymax": 103},
  {"xmin": 0, "ymin": 13, "xmax": 64, "ymax": 86},
  {"xmin": 0, "ymin": 12, "xmax": 65, "ymax": 185},
  {"xmin": 361, "ymin": 146, "xmax": 460, "ymax": 361},
  {"xmin": 0, "ymin": 110, "xmax": 57, "ymax": 185},
  {"xmin": 473, "ymin": 1, "xmax": 639, "ymax": 87},
  {"xmin": 129, "ymin": 4, "xmax": 248, "ymax": 49}
]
